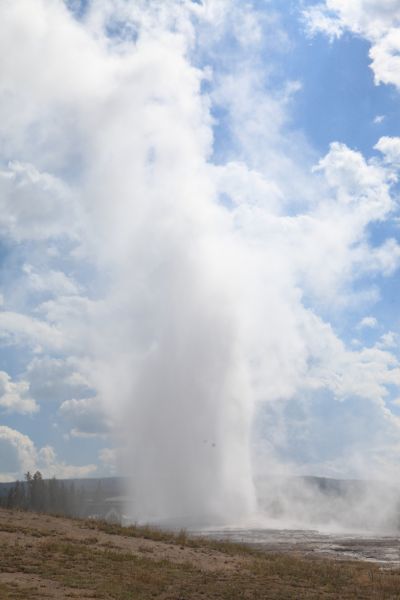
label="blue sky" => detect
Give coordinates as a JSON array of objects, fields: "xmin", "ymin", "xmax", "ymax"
[{"xmin": 1, "ymin": 0, "xmax": 400, "ymax": 486}]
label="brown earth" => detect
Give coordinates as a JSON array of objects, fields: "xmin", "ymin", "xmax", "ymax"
[{"xmin": 0, "ymin": 508, "xmax": 400, "ymax": 599}]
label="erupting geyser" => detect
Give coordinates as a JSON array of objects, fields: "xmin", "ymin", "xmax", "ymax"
[
  {"xmin": 79, "ymin": 4, "xmax": 259, "ymax": 526},
  {"xmin": 2, "ymin": 0, "xmax": 400, "ymax": 532}
]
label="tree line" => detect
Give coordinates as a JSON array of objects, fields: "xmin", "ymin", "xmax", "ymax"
[{"xmin": 0, "ymin": 471, "xmax": 96, "ymax": 518}]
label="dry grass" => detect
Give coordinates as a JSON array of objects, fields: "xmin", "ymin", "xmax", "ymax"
[
  {"xmin": 83, "ymin": 518, "xmax": 256, "ymax": 556},
  {"xmin": 1, "ymin": 509, "xmax": 400, "ymax": 599}
]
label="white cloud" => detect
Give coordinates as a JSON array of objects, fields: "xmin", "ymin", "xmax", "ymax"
[
  {"xmin": 375, "ymin": 136, "xmax": 400, "ymax": 166},
  {"xmin": 214, "ymin": 161, "xmax": 283, "ymax": 213},
  {"xmin": 26, "ymin": 357, "xmax": 93, "ymax": 405},
  {"xmin": 304, "ymin": 0, "xmax": 400, "ymax": 38},
  {"xmin": 0, "ymin": 426, "xmax": 36, "ymax": 480},
  {"xmin": 367, "ymin": 238, "xmax": 400, "ymax": 276},
  {"xmin": 231, "ymin": 140, "xmax": 400, "ymax": 308},
  {"xmin": 313, "ymin": 142, "xmax": 395, "ymax": 221},
  {"xmin": 22, "ymin": 264, "xmax": 80, "ymax": 296},
  {"xmin": 59, "ymin": 397, "xmax": 111, "ymax": 437},
  {"xmin": 0, "ymin": 371, "xmax": 38, "ymax": 415},
  {"xmin": 0, "ymin": 0, "xmax": 114, "ymax": 169},
  {"xmin": 370, "ymin": 27, "xmax": 400, "ymax": 88},
  {"xmin": 37, "ymin": 445, "xmax": 97, "ymax": 479},
  {"xmin": 303, "ymin": 313, "xmax": 400, "ymax": 406},
  {"xmin": 0, "ymin": 161, "xmax": 77, "ymax": 242},
  {"xmin": 0, "ymin": 311, "xmax": 64, "ymax": 352},
  {"xmin": 304, "ymin": 0, "xmax": 400, "ymax": 89},
  {"xmin": 0, "ymin": 425, "xmax": 96, "ymax": 481},
  {"xmin": 377, "ymin": 331, "xmax": 398, "ymax": 349},
  {"xmin": 359, "ymin": 316, "xmax": 378, "ymax": 328}
]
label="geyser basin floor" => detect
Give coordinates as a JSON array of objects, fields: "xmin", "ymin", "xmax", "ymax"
[{"xmin": 193, "ymin": 527, "xmax": 400, "ymax": 565}]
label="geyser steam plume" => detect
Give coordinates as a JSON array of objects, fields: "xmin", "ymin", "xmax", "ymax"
[
  {"xmin": 83, "ymin": 0, "xmax": 400, "ymax": 527},
  {"xmin": 80, "ymin": 2, "xmax": 258, "ymax": 525},
  {"xmin": 2, "ymin": 0, "xmax": 400, "ymax": 529}
]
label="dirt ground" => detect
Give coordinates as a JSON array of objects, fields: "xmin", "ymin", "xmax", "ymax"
[{"xmin": 1, "ymin": 508, "xmax": 400, "ymax": 599}]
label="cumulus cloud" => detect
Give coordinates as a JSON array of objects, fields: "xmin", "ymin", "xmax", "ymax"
[
  {"xmin": 0, "ymin": 426, "xmax": 94, "ymax": 481},
  {"xmin": 303, "ymin": 317, "xmax": 400, "ymax": 405},
  {"xmin": 0, "ymin": 371, "xmax": 38, "ymax": 415},
  {"xmin": 0, "ymin": 426, "xmax": 36, "ymax": 480},
  {"xmin": 377, "ymin": 331, "xmax": 398, "ymax": 349},
  {"xmin": 26, "ymin": 357, "xmax": 94, "ymax": 404},
  {"xmin": 303, "ymin": 0, "xmax": 400, "ymax": 88},
  {"xmin": 0, "ymin": 311, "xmax": 64, "ymax": 352},
  {"xmin": 37, "ymin": 445, "xmax": 97, "ymax": 479},
  {"xmin": 0, "ymin": 161, "xmax": 77, "ymax": 242},
  {"xmin": 313, "ymin": 142, "xmax": 395, "ymax": 220},
  {"xmin": 375, "ymin": 136, "xmax": 400, "ymax": 166}
]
